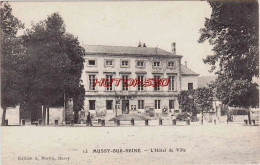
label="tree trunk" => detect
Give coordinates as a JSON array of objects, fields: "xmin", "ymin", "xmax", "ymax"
[
  {"xmin": 42, "ymin": 105, "xmax": 46, "ymax": 125},
  {"xmin": 201, "ymin": 111, "xmax": 204, "ymax": 125},
  {"xmin": 47, "ymin": 106, "xmax": 49, "ymax": 125},
  {"xmin": 248, "ymin": 108, "xmax": 251, "ymax": 125},
  {"xmin": 74, "ymin": 111, "xmax": 79, "ymax": 124},
  {"xmin": 1, "ymin": 107, "xmax": 7, "ymax": 126}
]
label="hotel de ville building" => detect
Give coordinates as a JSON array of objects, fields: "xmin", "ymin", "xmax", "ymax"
[{"xmin": 81, "ymin": 43, "xmax": 199, "ymax": 119}]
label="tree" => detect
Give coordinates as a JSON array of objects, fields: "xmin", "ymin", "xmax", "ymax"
[
  {"xmin": 22, "ymin": 13, "xmax": 85, "ymax": 124},
  {"xmin": 198, "ymin": 1, "xmax": 259, "ymax": 124},
  {"xmin": 177, "ymin": 90, "xmax": 197, "ymax": 116},
  {"xmin": 178, "ymin": 88, "xmax": 213, "ymax": 123},
  {"xmin": 193, "ymin": 87, "xmax": 214, "ymax": 124},
  {"xmin": 0, "ymin": 2, "xmax": 25, "ymax": 125}
]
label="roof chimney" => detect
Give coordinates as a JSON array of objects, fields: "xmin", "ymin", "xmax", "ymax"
[
  {"xmin": 171, "ymin": 42, "xmax": 176, "ymax": 55},
  {"xmin": 185, "ymin": 61, "xmax": 187, "ymax": 67}
]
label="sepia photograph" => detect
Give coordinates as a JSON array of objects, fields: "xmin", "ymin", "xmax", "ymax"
[{"xmin": 0, "ymin": 1, "xmax": 259, "ymax": 164}]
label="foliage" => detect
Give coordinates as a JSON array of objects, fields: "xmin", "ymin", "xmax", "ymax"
[
  {"xmin": 176, "ymin": 112, "xmax": 190, "ymax": 121},
  {"xmin": 198, "ymin": 1, "xmax": 259, "ymax": 108},
  {"xmin": 193, "ymin": 87, "xmax": 214, "ymax": 114},
  {"xmin": 1, "ymin": 2, "xmax": 25, "ymax": 108},
  {"xmin": 177, "ymin": 90, "xmax": 197, "ymax": 115},
  {"xmin": 178, "ymin": 88, "xmax": 214, "ymax": 117},
  {"xmin": 22, "ymin": 13, "xmax": 85, "ymax": 110}
]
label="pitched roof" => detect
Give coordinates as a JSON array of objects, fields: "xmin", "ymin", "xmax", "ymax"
[
  {"xmin": 181, "ymin": 64, "xmax": 199, "ymax": 76},
  {"xmin": 82, "ymin": 45, "xmax": 182, "ymax": 57},
  {"xmin": 198, "ymin": 76, "xmax": 217, "ymax": 88}
]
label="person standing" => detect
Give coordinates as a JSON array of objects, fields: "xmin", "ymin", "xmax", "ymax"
[{"xmin": 87, "ymin": 112, "xmax": 93, "ymax": 126}]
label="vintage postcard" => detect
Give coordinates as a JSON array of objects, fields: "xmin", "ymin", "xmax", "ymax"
[{"xmin": 0, "ymin": 1, "xmax": 259, "ymax": 164}]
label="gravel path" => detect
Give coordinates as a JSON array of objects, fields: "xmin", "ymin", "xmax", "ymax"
[{"xmin": 1, "ymin": 122, "xmax": 260, "ymax": 165}]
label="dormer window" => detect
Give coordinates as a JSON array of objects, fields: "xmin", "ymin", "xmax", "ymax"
[
  {"xmin": 136, "ymin": 60, "xmax": 145, "ymax": 68},
  {"xmin": 106, "ymin": 60, "xmax": 113, "ymax": 66},
  {"xmin": 87, "ymin": 59, "xmax": 97, "ymax": 66},
  {"xmin": 121, "ymin": 60, "xmax": 130, "ymax": 68},
  {"xmin": 137, "ymin": 61, "xmax": 144, "ymax": 67},
  {"xmin": 168, "ymin": 61, "xmax": 175, "ymax": 68},
  {"xmin": 153, "ymin": 62, "xmax": 160, "ymax": 67},
  {"xmin": 105, "ymin": 59, "xmax": 114, "ymax": 67}
]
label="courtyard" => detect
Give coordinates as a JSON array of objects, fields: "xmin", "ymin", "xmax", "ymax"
[{"xmin": 1, "ymin": 122, "xmax": 260, "ymax": 165}]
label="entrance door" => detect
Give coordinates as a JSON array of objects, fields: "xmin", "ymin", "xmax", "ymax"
[{"xmin": 122, "ymin": 100, "xmax": 129, "ymax": 114}]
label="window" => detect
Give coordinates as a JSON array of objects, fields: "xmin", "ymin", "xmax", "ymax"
[
  {"xmin": 89, "ymin": 75, "xmax": 96, "ymax": 90},
  {"xmin": 168, "ymin": 76, "xmax": 175, "ymax": 91},
  {"xmin": 137, "ymin": 75, "xmax": 144, "ymax": 91},
  {"xmin": 155, "ymin": 100, "xmax": 161, "ymax": 109},
  {"xmin": 136, "ymin": 61, "xmax": 145, "ymax": 68},
  {"xmin": 105, "ymin": 60, "xmax": 113, "ymax": 66},
  {"xmin": 138, "ymin": 100, "xmax": 144, "ymax": 109},
  {"xmin": 106, "ymin": 75, "xmax": 113, "ymax": 91},
  {"xmin": 168, "ymin": 62, "xmax": 174, "ymax": 67},
  {"xmin": 121, "ymin": 60, "xmax": 129, "ymax": 67},
  {"xmin": 89, "ymin": 100, "xmax": 96, "ymax": 110},
  {"xmin": 106, "ymin": 100, "xmax": 113, "ymax": 110},
  {"xmin": 169, "ymin": 100, "xmax": 174, "ymax": 110},
  {"xmin": 88, "ymin": 60, "xmax": 96, "ymax": 66},
  {"xmin": 153, "ymin": 62, "xmax": 160, "ymax": 67},
  {"xmin": 122, "ymin": 75, "xmax": 128, "ymax": 91},
  {"xmin": 154, "ymin": 76, "xmax": 160, "ymax": 91},
  {"xmin": 188, "ymin": 83, "xmax": 193, "ymax": 90}
]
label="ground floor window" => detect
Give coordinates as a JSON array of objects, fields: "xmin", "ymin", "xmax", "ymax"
[
  {"xmin": 155, "ymin": 100, "xmax": 161, "ymax": 109},
  {"xmin": 169, "ymin": 100, "xmax": 174, "ymax": 110},
  {"xmin": 106, "ymin": 100, "xmax": 113, "ymax": 110},
  {"xmin": 89, "ymin": 100, "xmax": 96, "ymax": 110},
  {"xmin": 138, "ymin": 100, "xmax": 144, "ymax": 109}
]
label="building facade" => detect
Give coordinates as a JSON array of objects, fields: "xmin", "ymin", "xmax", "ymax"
[{"xmin": 81, "ymin": 44, "xmax": 199, "ymax": 119}]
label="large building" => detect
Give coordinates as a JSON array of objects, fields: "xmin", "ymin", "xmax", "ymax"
[{"xmin": 81, "ymin": 44, "xmax": 199, "ymax": 119}]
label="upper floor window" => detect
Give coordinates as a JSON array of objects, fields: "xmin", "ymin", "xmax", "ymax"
[
  {"xmin": 136, "ymin": 61, "xmax": 145, "ymax": 68},
  {"xmin": 188, "ymin": 83, "xmax": 193, "ymax": 90},
  {"xmin": 154, "ymin": 76, "xmax": 160, "ymax": 91},
  {"xmin": 105, "ymin": 59, "xmax": 113, "ymax": 67},
  {"xmin": 121, "ymin": 60, "xmax": 129, "ymax": 68},
  {"xmin": 89, "ymin": 75, "xmax": 96, "ymax": 91},
  {"xmin": 168, "ymin": 76, "xmax": 175, "ymax": 91},
  {"xmin": 153, "ymin": 62, "xmax": 160, "ymax": 67},
  {"xmin": 137, "ymin": 75, "xmax": 144, "ymax": 91},
  {"xmin": 122, "ymin": 75, "xmax": 128, "ymax": 91},
  {"xmin": 88, "ymin": 60, "xmax": 96, "ymax": 66},
  {"xmin": 106, "ymin": 75, "xmax": 113, "ymax": 91},
  {"xmin": 168, "ymin": 61, "xmax": 175, "ymax": 68}
]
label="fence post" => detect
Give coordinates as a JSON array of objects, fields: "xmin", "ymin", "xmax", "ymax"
[
  {"xmin": 71, "ymin": 120, "xmax": 74, "ymax": 125},
  {"xmin": 38, "ymin": 119, "xmax": 42, "ymax": 125},
  {"xmin": 21, "ymin": 119, "xmax": 25, "ymax": 125},
  {"xmin": 98, "ymin": 119, "xmax": 102, "ymax": 124},
  {"xmin": 159, "ymin": 118, "xmax": 162, "ymax": 125},
  {"xmin": 116, "ymin": 120, "xmax": 120, "ymax": 126},
  {"xmin": 186, "ymin": 119, "xmax": 190, "ymax": 125},
  {"xmin": 5, "ymin": 120, "xmax": 8, "ymax": 126},
  {"xmin": 101, "ymin": 120, "xmax": 105, "ymax": 126},
  {"xmin": 145, "ymin": 119, "xmax": 149, "ymax": 126},
  {"xmin": 244, "ymin": 119, "xmax": 248, "ymax": 125},
  {"xmin": 131, "ymin": 118, "xmax": 134, "ymax": 126},
  {"xmin": 172, "ymin": 119, "xmax": 176, "ymax": 125}
]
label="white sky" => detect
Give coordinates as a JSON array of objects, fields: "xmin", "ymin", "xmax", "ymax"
[{"xmin": 10, "ymin": 1, "xmax": 214, "ymax": 76}]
